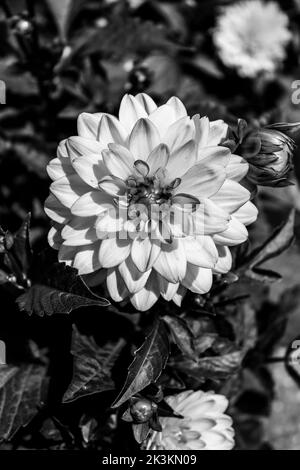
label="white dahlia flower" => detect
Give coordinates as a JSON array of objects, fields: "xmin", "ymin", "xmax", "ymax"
[
  {"xmin": 145, "ymin": 390, "xmax": 235, "ymax": 450},
  {"xmin": 213, "ymin": 0, "xmax": 291, "ymax": 78},
  {"xmin": 45, "ymin": 93, "xmax": 257, "ymax": 311}
]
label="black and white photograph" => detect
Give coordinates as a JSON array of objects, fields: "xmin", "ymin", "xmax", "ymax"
[{"xmin": 1, "ymin": 0, "xmax": 300, "ymax": 456}]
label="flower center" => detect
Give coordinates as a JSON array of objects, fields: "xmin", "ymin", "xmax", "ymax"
[{"xmin": 124, "ymin": 161, "xmax": 181, "ymax": 220}]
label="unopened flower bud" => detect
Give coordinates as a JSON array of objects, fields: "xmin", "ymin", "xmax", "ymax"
[
  {"xmin": 239, "ymin": 127, "xmax": 295, "ymax": 187},
  {"xmin": 130, "ymin": 398, "xmax": 157, "ymax": 424}
]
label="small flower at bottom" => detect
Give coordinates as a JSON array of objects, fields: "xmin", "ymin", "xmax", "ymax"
[{"xmin": 144, "ymin": 390, "xmax": 235, "ymax": 450}]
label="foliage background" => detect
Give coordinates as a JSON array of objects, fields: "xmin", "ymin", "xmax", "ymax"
[{"xmin": 1, "ymin": 0, "xmax": 300, "ymax": 450}]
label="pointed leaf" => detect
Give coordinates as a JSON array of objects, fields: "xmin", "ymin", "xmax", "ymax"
[
  {"xmin": 238, "ymin": 209, "xmax": 295, "ymax": 281},
  {"xmin": 63, "ymin": 327, "xmax": 125, "ymax": 403},
  {"xmin": 112, "ymin": 320, "xmax": 169, "ymax": 408},
  {"xmin": 0, "ymin": 364, "xmax": 47, "ymax": 442},
  {"xmin": 16, "ymin": 263, "xmax": 109, "ymax": 316},
  {"xmin": 175, "ymin": 350, "xmax": 243, "ymax": 381},
  {"xmin": 163, "ymin": 316, "xmax": 196, "ymax": 360},
  {"xmin": 11, "ymin": 213, "xmax": 32, "ymax": 277}
]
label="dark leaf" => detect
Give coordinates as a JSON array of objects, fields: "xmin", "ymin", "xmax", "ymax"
[
  {"xmin": 241, "ymin": 209, "xmax": 295, "ymax": 272},
  {"xmin": 163, "ymin": 315, "xmax": 195, "ymax": 360},
  {"xmin": 0, "ymin": 364, "xmax": 47, "ymax": 442},
  {"xmin": 112, "ymin": 320, "xmax": 169, "ymax": 408},
  {"xmin": 63, "ymin": 326, "xmax": 125, "ymax": 403},
  {"xmin": 16, "ymin": 263, "xmax": 110, "ymax": 316},
  {"xmin": 11, "ymin": 213, "xmax": 32, "ymax": 277},
  {"xmin": 175, "ymin": 350, "xmax": 243, "ymax": 381},
  {"xmin": 132, "ymin": 423, "xmax": 150, "ymax": 444}
]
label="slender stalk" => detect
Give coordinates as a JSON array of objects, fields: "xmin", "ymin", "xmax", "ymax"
[{"xmin": 265, "ymin": 357, "xmax": 285, "ymax": 364}]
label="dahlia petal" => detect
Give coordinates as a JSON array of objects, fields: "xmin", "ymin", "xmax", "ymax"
[
  {"xmin": 102, "ymin": 144, "xmax": 134, "ymax": 179},
  {"xmin": 149, "ymin": 105, "xmax": 177, "ymax": 136},
  {"xmin": 95, "ymin": 210, "xmax": 124, "ymax": 236},
  {"xmin": 201, "ymin": 431, "xmax": 227, "ymax": 448},
  {"xmin": 172, "ymin": 285, "xmax": 187, "ymax": 306},
  {"xmin": 73, "ymin": 245, "xmax": 101, "ymax": 274},
  {"xmin": 47, "ymin": 158, "xmax": 70, "ymax": 181},
  {"xmin": 187, "ymin": 395, "xmax": 228, "ymax": 415},
  {"xmin": 130, "ymin": 273, "xmax": 159, "ymax": 311},
  {"xmin": 157, "ymin": 273, "xmax": 179, "ymax": 301},
  {"xmin": 118, "ymin": 257, "xmax": 151, "ymax": 293},
  {"xmin": 99, "ymin": 238, "xmax": 131, "ymax": 268},
  {"xmin": 226, "ymin": 155, "xmax": 249, "ymax": 181},
  {"xmin": 61, "ymin": 216, "xmax": 98, "ymax": 246},
  {"xmin": 129, "ymin": 118, "xmax": 161, "ymax": 160},
  {"xmin": 166, "ymin": 140, "xmax": 196, "ymax": 181},
  {"xmin": 197, "ymin": 146, "xmax": 230, "ymax": 167},
  {"xmin": 174, "ymin": 163, "xmax": 226, "ymax": 199},
  {"xmin": 182, "ymin": 264, "xmax": 213, "ymax": 294},
  {"xmin": 98, "ymin": 176, "xmax": 127, "ymax": 197},
  {"xmin": 107, "ymin": 268, "xmax": 129, "ymax": 302},
  {"xmin": 119, "ymin": 94, "xmax": 147, "ymax": 133},
  {"xmin": 57, "ymin": 139, "xmax": 69, "ymax": 159},
  {"xmin": 44, "ymin": 193, "xmax": 70, "ymax": 223},
  {"xmin": 213, "ymin": 246, "xmax": 232, "ymax": 274},
  {"xmin": 135, "ymin": 93, "xmax": 157, "ymax": 114},
  {"xmin": 58, "ymin": 244, "xmax": 77, "ymax": 265},
  {"xmin": 147, "ymin": 144, "xmax": 170, "ymax": 174},
  {"xmin": 163, "ymin": 116, "xmax": 195, "ymax": 151},
  {"xmin": 72, "ymin": 154, "xmax": 107, "ymax": 188},
  {"xmin": 153, "ymin": 239, "xmax": 187, "ymax": 283},
  {"xmin": 210, "ymin": 179, "xmax": 250, "ymax": 213},
  {"xmin": 48, "ymin": 226, "xmax": 62, "ymax": 249},
  {"xmin": 131, "ymin": 237, "xmax": 161, "ymax": 272},
  {"xmin": 202, "ymin": 236, "xmax": 219, "ymax": 263},
  {"xmin": 82, "ymin": 269, "xmax": 107, "ymax": 288},
  {"xmin": 233, "ymin": 201, "xmax": 258, "ymax": 225},
  {"xmin": 213, "ymin": 216, "xmax": 248, "ymax": 246},
  {"xmin": 71, "ymin": 191, "xmax": 113, "ymax": 217},
  {"xmin": 98, "ymin": 114, "xmax": 127, "ymax": 146},
  {"xmin": 190, "ymin": 418, "xmax": 216, "ymax": 433},
  {"xmin": 182, "ymin": 237, "xmax": 216, "ymax": 268},
  {"xmin": 194, "ymin": 115, "xmax": 210, "ymax": 149},
  {"xmin": 66, "ymin": 136, "xmax": 105, "ymax": 157},
  {"xmin": 50, "ymin": 174, "xmax": 88, "ymax": 208},
  {"xmin": 167, "ymin": 96, "xmax": 188, "ymax": 119},
  {"xmin": 192, "ymin": 199, "xmax": 230, "ymax": 235},
  {"xmin": 208, "ymin": 120, "xmax": 228, "ymax": 145},
  {"xmin": 77, "ymin": 112, "xmax": 103, "ymax": 139}
]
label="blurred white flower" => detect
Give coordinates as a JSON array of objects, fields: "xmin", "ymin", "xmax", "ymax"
[
  {"xmin": 213, "ymin": 0, "xmax": 291, "ymax": 78},
  {"xmin": 145, "ymin": 390, "xmax": 235, "ymax": 450},
  {"xmin": 45, "ymin": 93, "xmax": 257, "ymax": 311}
]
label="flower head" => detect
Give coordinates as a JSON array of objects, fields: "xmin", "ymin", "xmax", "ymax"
[
  {"xmin": 213, "ymin": 0, "xmax": 291, "ymax": 78},
  {"xmin": 145, "ymin": 390, "xmax": 235, "ymax": 450},
  {"xmin": 45, "ymin": 93, "xmax": 257, "ymax": 311}
]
